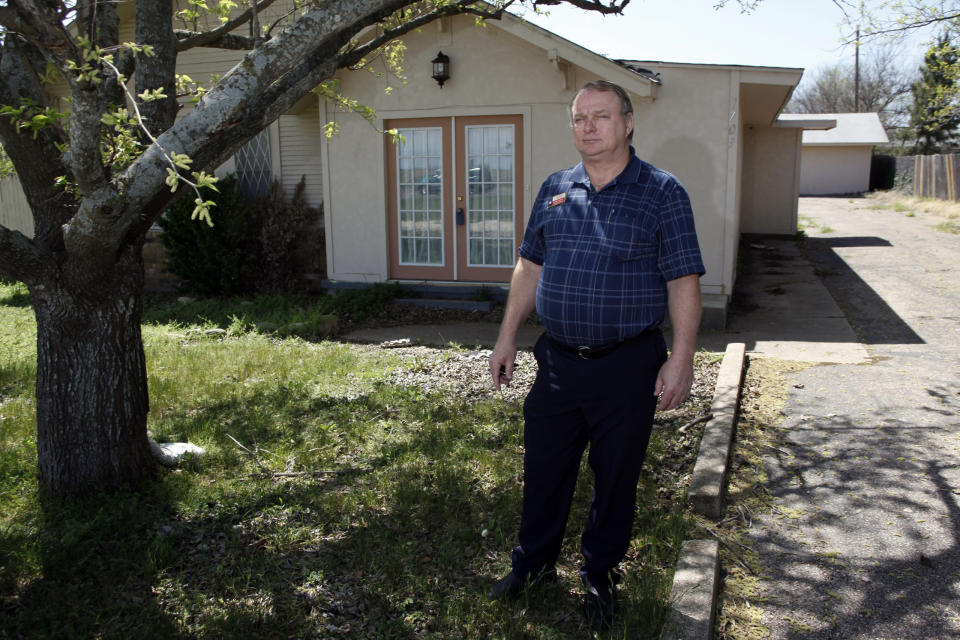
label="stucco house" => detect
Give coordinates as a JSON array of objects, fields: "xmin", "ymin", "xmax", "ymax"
[
  {"xmin": 781, "ymin": 112, "xmax": 889, "ymax": 196},
  {"xmin": 0, "ymin": 6, "xmax": 823, "ymax": 327},
  {"xmin": 317, "ymin": 13, "xmax": 815, "ymax": 328}
]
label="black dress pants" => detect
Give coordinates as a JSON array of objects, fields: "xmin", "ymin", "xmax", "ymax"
[{"xmin": 510, "ymin": 330, "xmax": 666, "ymax": 588}]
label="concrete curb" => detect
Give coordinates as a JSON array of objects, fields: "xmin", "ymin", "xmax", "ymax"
[
  {"xmin": 689, "ymin": 342, "xmax": 746, "ymax": 519},
  {"xmin": 661, "ymin": 540, "xmax": 721, "ymax": 640},
  {"xmin": 661, "ymin": 342, "xmax": 746, "ymax": 640}
]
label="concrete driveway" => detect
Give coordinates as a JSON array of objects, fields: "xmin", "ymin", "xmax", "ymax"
[{"xmin": 746, "ymin": 197, "xmax": 960, "ymax": 639}]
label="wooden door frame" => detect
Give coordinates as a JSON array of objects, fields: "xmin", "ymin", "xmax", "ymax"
[
  {"xmin": 384, "ymin": 117, "xmax": 454, "ymax": 281},
  {"xmin": 454, "ymin": 115, "xmax": 524, "ymax": 283}
]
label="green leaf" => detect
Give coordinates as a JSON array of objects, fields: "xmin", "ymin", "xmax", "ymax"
[{"xmin": 166, "ymin": 168, "xmax": 181, "ymax": 192}]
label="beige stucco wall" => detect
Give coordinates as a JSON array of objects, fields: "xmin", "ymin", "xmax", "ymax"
[
  {"xmin": 321, "ymin": 16, "xmax": 741, "ymax": 305},
  {"xmin": 0, "ymin": 176, "xmax": 33, "ymax": 238},
  {"xmin": 615, "ymin": 63, "xmax": 740, "ymax": 305},
  {"xmin": 741, "ymin": 125, "xmax": 801, "ymax": 235},
  {"xmin": 799, "ymin": 145, "xmax": 873, "ymax": 195}
]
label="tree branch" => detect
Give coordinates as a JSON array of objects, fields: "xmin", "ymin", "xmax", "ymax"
[
  {"xmin": 0, "ymin": 0, "xmax": 76, "ymax": 64},
  {"xmin": 0, "ymin": 223, "xmax": 47, "ymax": 285},
  {"xmin": 338, "ymin": 0, "xmax": 517, "ymax": 69},
  {"xmin": 857, "ymin": 12, "xmax": 960, "ymax": 39},
  {"xmin": 85, "ymin": 0, "xmax": 416, "ymax": 242},
  {"xmin": 173, "ymin": 28, "xmax": 256, "ymax": 50},
  {"xmin": 0, "ymin": 36, "xmax": 72, "ymax": 251},
  {"xmin": 532, "ymin": 0, "xmax": 630, "ymax": 14},
  {"xmin": 67, "ymin": 84, "xmax": 108, "ymax": 192},
  {"xmin": 135, "ymin": 0, "xmax": 179, "ymax": 134},
  {"xmin": 175, "ymin": 0, "xmax": 280, "ymax": 52}
]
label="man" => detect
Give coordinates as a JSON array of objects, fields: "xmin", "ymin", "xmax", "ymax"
[{"xmin": 487, "ymin": 80, "xmax": 704, "ymax": 629}]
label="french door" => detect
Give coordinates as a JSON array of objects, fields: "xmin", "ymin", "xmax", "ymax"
[{"xmin": 385, "ymin": 115, "xmax": 523, "ymax": 282}]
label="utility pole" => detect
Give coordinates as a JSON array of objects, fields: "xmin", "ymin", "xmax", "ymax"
[{"xmin": 854, "ymin": 26, "xmax": 861, "ymax": 112}]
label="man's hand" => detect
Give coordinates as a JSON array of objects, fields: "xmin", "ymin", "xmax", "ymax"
[
  {"xmin": 654, "ymin": 355, "xmax": 694, "ymax": 411},
  {"xmin": 489, "ymin": 257, "xmax": 541, "ymax": 390},
  {"xmin": 489, "ymin": 341, "xmax": 517, "ymax": 390},
  {"xmin": 657, "ymin": 273, "xmax": 701, "ymax": 411}
]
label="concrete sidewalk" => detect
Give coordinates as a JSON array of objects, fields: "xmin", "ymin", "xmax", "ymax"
[{"xmin": 749, "ymin": 197, "xmax": 960, "ymax": 639}]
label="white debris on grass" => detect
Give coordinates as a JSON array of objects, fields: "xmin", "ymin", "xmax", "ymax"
[{"xmin": 150, "ymin": 439, "xmax": 206, "ymax": 467}]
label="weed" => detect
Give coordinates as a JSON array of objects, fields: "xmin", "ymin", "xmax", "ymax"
[
  {"xmin": 866, "ymin": 192, "xmax": 960, "ymax": 221},
  {"xmin": 935, "ymin": 221, "xmax": 960, "ymax": 234}
]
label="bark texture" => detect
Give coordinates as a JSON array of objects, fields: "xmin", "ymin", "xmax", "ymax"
[{"xmin": 32, "ymin": 242, "xmax": 155, "ymax": 494}]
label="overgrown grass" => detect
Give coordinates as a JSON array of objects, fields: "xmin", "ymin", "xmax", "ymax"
[
  {"xmin": 142, "ymin": 282, "xmax": 411, "ymax": 336},
  {"xmin": 865, "ymin": 191, "xmax": 960, "ymax": 233},
  {"xmin": 935, "ymin": 220, "xmax": 960, "ymax": 234},
  {"xmin": 0, "ymin": 282, "xmax": 716, "ymax": 639}
]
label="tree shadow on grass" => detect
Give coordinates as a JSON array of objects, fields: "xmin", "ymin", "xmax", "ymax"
[
  {"xmin": 3, "ymin": 378, "xmax": 695, "ymax": 639},
  {"xmin": 1, "ymin": 486, "xmax": 189, "ymax": 640},
  {"xmin": 0, "ymin": 285, "xmax": 30, "ymax": 308}
]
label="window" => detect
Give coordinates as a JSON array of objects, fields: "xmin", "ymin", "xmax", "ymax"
[{"xmin": 235, "ymin": 129, "xmax": 272, "ymax": 199}]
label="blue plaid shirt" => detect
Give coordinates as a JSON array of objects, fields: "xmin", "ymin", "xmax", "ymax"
[{"xmin": 519, "ymin": 150, "xmax": 704, "ymax": 347}]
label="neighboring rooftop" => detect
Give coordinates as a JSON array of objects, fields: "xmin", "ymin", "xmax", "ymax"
[{"xmin": 780, "ymin": 112, "xmax": 889, "ymax": 146}]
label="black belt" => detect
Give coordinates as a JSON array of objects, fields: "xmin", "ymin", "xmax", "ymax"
[{"xmin": 547, "ymin": 329, "xmax": 657, "ymax": 360}]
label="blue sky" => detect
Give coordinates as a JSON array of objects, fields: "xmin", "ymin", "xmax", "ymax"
[{"xmin": 513, "ymin": 0, "xmax": 935, "ymax": 79}]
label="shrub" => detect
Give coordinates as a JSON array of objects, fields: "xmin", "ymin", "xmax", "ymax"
[
  {"xmin": 157, "ymin": 175, "xmax": 257, "ymax": 296},
  {"xmin": 256, "ymin": 176, "xmax": 321, "ymax": 293},
  {"xmin": 159, "ymin": 175, "xmax": 323, "ymax": 296},
  {"xmin": 318, "ymin": 283, "xmax": 409, "ymax": 321}
]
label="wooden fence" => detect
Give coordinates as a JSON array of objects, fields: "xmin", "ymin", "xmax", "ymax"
[{"xmin": 894, "ymin": 154, "xmax": 960, "ymax": 201}]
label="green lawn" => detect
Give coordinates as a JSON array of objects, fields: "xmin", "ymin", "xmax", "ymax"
[{"xmin": 0, "ymin": 282, "xmax": 714, "ymax": 639}]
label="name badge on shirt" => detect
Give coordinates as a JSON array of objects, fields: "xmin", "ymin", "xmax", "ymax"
[{"xmin": 548, "ymin": 193, "xmax": 567, "ymax": 208}]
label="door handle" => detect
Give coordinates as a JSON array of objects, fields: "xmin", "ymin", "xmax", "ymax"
[{"xmin": 456, "ymin": 207, "xmax": 465, "ymax": 226}]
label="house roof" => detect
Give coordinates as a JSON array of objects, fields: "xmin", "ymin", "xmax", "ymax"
[
  {"xmin": 781, "ymin": 112, "xmax": 889, "ymax": 146},
  {"xmin": 494, "ymin": 13, "xmax": 804, "ymax": 109},
  {"xmin": 492, "ymin": 11, "xmax": 660, "ymax": 101}
]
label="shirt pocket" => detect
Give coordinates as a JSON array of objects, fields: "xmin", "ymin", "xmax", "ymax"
[{"xmin": 595, "ymin": 207, "xmax": 656, "ymax": 262}]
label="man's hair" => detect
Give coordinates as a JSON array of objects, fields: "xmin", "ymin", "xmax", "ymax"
[{"xmin": 569, "ymin": 80, "xmax": 634, "ymax": 141}]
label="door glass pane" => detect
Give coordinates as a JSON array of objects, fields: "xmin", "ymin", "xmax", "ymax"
[
  {"xmin": 469, "ymin": 129, "xmax": 482, "ymax": 156},
  {"xmin": 500, "ymin": 239, "xmax": 515, "ymax": 265},
  {"xmin": 464, "ymin": 124, "xmax": 515, "ymax": 267},
  {"xmin": 401, "ymin": 238, "xmax": 414, "ymax": 263},
  {"xmin": 484, "ymin": 127, "xmax": 498, "ymax": 155},
  {"xmin": 400, "ymin": 211, "xmax": 414, "ymax": 235},
  {"xmin": 469, "ymin": 239, "xmax": 483, "ymax": 264},
  {"xmin": 395, "ymin": 127, "xmax": 444, "ymax": 266}
]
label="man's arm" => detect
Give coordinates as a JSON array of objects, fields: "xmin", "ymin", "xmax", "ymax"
[
  {"xmin": 489, "ymin": 257, "xmax": 542, "ymax": 389},
  {"xmin": 654, "ymin": 273, "xmax": 702, "ymax": 411}
]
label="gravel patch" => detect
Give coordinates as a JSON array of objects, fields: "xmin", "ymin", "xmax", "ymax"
[{"xmin": 381, "ymin": 343, "xmax": 722, "ymax": 425}]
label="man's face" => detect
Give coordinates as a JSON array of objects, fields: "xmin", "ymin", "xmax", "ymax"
[{"xmin": 571, "ymin": 89, "xmax": 634, "ymax": 161}]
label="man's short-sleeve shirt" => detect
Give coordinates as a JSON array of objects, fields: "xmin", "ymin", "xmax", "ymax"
[{"xmin": 519, "ymin": 149, "xmax": 705, "ymax": 347}]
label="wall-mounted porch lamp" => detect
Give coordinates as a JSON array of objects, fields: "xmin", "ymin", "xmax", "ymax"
[{"xmin": 431, "ymin": 51, "xmax": 450, "ymax": 88}]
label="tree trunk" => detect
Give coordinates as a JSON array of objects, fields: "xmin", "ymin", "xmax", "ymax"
[{"xmin": 32, "ymin": 243, "xmax": 156, "ymax": 495}]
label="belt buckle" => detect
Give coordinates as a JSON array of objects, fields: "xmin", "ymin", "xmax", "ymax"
[{"xmin": 577, "ymin": 345, "xmax": 591, "ymax": 359}]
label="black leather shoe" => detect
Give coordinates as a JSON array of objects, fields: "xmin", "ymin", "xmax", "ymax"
[
  {"xmin": 486, "ymin": 568, "xmax": 557, "ymax": 601},
  {"xmin": 582, "ymin": 576, "xmax": 617, "ymax": 630}
]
